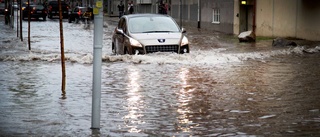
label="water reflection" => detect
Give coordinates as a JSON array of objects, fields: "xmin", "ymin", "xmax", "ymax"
[
  {"xmin": 177, "ymin": 67, "xmax": 193, "ymax": 133},
  {"xmin": 124, "ymin": 66, "xmax": 143, "ymax": 133}
]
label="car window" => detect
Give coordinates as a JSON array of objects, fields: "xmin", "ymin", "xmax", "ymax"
[
  {"xmin": 22, "ymin": 2, "xmax": 34, "ymax": 6},
  {"xmin": 128, "ymin": 16, "xmax": 180, "ymax": 33},
  {"xmin": 36, "ymin": 5, "xmax": 44, "ymax": 9},
  {"xmin": 0, "ymin": 4, "xmax": 4, "ymax": 8},
  {"xmin": 74, "ymin": 8, "xmax": 78, "ymax": 12},
  {"xmin": 80, "ymin": 7, "xmax": 90, "ymax": 12},
  {"xmin": 118, "ymin": 18, "xmax": 125, "ymax": 29}
]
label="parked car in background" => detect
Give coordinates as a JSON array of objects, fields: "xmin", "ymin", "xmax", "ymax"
[
  {"xmin": 22, "ymin": 4, "xmax": 47, "ymax": 21},
  {"xmin": 68, "ymin": 6, "xmax": 93, "ymax": 23},
  {"xmin": 21, "ymin": 2, "xmax": 34, "ymax": 10},
  {"xmin": 112, "ymin": 14, "xmax": 190, "ymax": 55},
  {"xmin": 47, "ymin": 1, "xmax": 69, "ymax": 19},
  {"xmin": 0, "ymin": 3, "xmax": 6, "ymax": 15}
]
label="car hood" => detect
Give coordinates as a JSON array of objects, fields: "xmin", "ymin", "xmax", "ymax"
[{"xmin": 130, "ymin": 33, "xmax": 183, "ymax": 46}]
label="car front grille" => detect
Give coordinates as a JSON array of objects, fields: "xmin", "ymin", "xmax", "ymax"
[{"xmin": 145, "ymin": 45, "xmax": 179, "ymax": 53}]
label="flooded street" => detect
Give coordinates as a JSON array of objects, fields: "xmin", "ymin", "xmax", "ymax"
[{"xmin": 0, "ymin": 15, "xmax": 320, "ymax": 136}]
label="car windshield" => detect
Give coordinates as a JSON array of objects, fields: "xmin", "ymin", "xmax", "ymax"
[
  {"xmin": 35, "ymin": 5, "xmax": 44, "ymax": 9},
  {"xmin": 128, "ymin": 16, "xmax": 180, "ymax": 33},
  {"xmin": 0, "ymin": 3, "xmax": 5, "ymax": 8},
  {"xmin": 79, "ymin": 7, "xmax": 91, "ymax": 12}
]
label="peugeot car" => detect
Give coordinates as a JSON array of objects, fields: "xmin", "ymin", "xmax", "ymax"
[{"xmin": 112, "ymin": 14, "xmax": 190, "ymax": 55}]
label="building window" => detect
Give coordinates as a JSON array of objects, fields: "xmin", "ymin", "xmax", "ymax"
[{"xmin": 212, "ymin": 9, "xmax": 220, "ymax": 24}]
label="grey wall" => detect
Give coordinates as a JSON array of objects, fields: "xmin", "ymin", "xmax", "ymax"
[
  {"xmin": 170, "ymin": 0, "xmax": 234, "ymax": 34},
  {"xmin": 200, "ymin": 0, "xmax": 234, "ymax": 34}
]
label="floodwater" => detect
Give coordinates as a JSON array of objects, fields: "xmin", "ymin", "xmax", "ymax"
[{"xmin": 0, "ymin": 15, "xmax": 320, "ymax": 136}]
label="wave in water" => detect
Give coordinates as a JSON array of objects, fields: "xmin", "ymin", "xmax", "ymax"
[{"xmin": 0, "ymin": 46, "xmax": 319, "ymax": 65}]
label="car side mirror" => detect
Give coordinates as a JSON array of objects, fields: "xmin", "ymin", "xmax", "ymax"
[
  {"xmin": 181, "ymin": 28, "xmax": 186, "ymax": 33},
  {"xmin": 116, "ymin": 28, "xmax": 124, "ymax": 35}
]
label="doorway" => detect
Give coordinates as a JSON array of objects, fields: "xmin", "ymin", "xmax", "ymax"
[{"xmin": 239, "ymin": 0, "xmax": 254, "ymax": 33}]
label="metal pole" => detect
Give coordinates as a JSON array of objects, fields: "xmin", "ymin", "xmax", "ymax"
[
  {"xmin": 19, "ymin": 0, "xmax": 23, "ymax": 41},
  {"xmin": 197, "ymin": 0, "xmax": 200, "ymax": 29},
  {"xmin": 91, "ymin": 0, "xmax": 103, "ymax": 129},
  {"xmin": 17, "ymin": 3, "xmax": 18, "ymax": 37},
  {"xmin": 58, "ymin": 0, "xmax": 66, "ymax": 94},
  {"xmin": 179, "ymin": 0, "xmax": 182, "ymax": 27},
  {"xmin": 28, "ymin": 0, "xmax": 31, "ymax": 50}
]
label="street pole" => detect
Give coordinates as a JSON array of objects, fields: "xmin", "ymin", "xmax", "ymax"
[
  {"xmin": 16, "ymin": 3, "xmax": 18, "ymax": 37},
  {"xmin": 19, "ymin": 0, "xmax": 23, "ymax": 41},
  {"xmin": 28, "ymin": 0, "xmax": 31, "ymax": 50},
  {"xmin": 58, "ymin": 0, "xmax": 66, "ymax": 95},
  {"xmin": 179, "ymin": 0, "xmax": 182, "ymax": 27},
  {"xmin": 91, "ymin": 0, "xmax": 103, "ymax": 130},
  {"xmin": 197, "ymin": 0, "xmax": 200, "ymax": 29}
]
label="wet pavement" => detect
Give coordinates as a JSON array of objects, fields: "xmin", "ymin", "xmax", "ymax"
[{"xmin": 0, "ymin": 14, "xmax": 320, "ymax": 136}]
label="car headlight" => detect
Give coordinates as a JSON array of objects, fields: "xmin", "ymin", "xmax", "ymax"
[
  {"xmin": 181, "ymin": 36, "xmax": 189, "ymax": 46},
  {"xmin": 129, "ymin": 38, "xmax": 142, "ymax": 47}
]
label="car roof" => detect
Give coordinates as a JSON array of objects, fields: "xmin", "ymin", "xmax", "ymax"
[
  {"xmin": 76, "ymin": 6, "xmax": 91, "ymax": 8},
  {"xmin": 123, "ymin": 13, "xmax": 171, "ymax": 19}
]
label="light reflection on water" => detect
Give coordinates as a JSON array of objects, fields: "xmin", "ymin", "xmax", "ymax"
[
  {"xmin": 125, "ymin": 66, "xmax": 143, "ymax": 133},
  {"xmin": 177, "ymin": 67, "xmax": 193, "ymax": 133}
]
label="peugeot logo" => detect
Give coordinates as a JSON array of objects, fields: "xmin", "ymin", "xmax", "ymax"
[{"xmin": 158, "ymin": 39, "xmax": 166, "ymax": 43}]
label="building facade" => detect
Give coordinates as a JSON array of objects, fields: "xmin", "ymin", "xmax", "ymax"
[
  {"xmin": 107, "ymin": 0, "xmax": 320, "ymax": 41},
  {"xmin": 234, "ymin": 0, "xmax": 320, "ymax": 41}
]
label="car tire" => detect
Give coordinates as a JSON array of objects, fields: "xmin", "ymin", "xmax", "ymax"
[
  {"xmin": 124, "ymin": 47, "xmax": 128, "ymax": 55},
  {"xmin": 43, "ymin": 16, "xmax": 46, "ymax": 21},
  {"xmin": 115, "ymin": 39, "xmax": 123, "ymax": 55}
]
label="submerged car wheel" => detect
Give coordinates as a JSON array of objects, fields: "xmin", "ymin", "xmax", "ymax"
[
  {"xmin": 124, "ymin": 47, "xmax": 129, "ymax": 55},
  {"xmin": 115, "ymin": 39, "xmax": 125, "ymax": 55}
]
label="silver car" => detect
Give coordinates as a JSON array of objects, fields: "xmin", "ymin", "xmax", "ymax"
[{"xmin": 112, "ymin": 14, "xmax": 190, "ymax": 55}]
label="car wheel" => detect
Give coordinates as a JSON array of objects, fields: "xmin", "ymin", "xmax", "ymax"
[
  {"xmin": 115, "ymin": 39, "xmax": 124, "ymax": 55},
  {"xmin": 126, "ymin": 47, "xmax": 134, "ymax": 55},
  {"xmin": 43, "ymin": 16, "xmax": 46, "ymax": 21},
  {"xmin": 123, "ymin": 47, "xmax": 129, "ymax": 55}
]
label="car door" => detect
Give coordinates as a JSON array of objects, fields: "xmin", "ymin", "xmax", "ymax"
[{"xmin": 115, "ymin": 18, "xmax": 126, "ymax": 54}]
